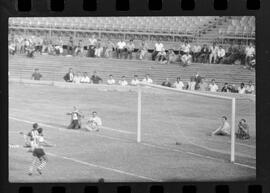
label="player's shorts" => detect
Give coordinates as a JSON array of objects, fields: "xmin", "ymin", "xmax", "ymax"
[{"xmin": 33, "ymin": 148, "xmax": 46, "ymax": 158}]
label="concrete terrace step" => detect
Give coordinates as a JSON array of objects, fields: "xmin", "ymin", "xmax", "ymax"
[{"xmin": 9, "ymin": 55, "xmax": 255, "ymax": 85}]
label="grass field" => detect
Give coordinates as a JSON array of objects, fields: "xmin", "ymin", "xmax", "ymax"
[{"xmin": 9, "ymin": 81, "xmax": 256, "ymax": 182}]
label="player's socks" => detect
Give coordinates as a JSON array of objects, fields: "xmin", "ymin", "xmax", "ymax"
[{"xmin": 37, "ymin": 160, "xmax": 47, "ymax": 174}]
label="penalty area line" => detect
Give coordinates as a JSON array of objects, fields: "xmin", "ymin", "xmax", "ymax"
[{"xmin": 46, "ymin": 152, "xmax": 162, "ymax": 182}]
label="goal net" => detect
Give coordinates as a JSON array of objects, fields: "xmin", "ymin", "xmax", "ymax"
[{"xmin": 136, "ymin": 83, "xmax": 255, "ymax": 163}]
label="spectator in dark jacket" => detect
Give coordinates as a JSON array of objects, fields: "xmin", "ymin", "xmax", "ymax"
[
  {"xmin": 221, "ymin": 83, "xmax": 230, "ymax": 92},
  {"xmin": 63, "ymin": 68, "xmax": 74, "ymax": 82},
  {"xmin": 90, "ymin": 71, "xmax": 103, "ymax": 84},
  {"xmin": 161, "ymin": 78, "xmax": 172, "ymax": 87},
  {"xmin": 31, "ymin": 68, "xmax": 42, "ymax": 80}
]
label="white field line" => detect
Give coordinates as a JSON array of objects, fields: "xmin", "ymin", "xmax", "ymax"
[
  {"xmin": 46, "ymin": 153, "xmax": 162, "ymax": 182},
  {"xmin": 9, "ymin": 116, "xmax": 256, "ymax": 170},
  {"xmin": 8, "ymin": 144, "xmax": 161, "ymax": 181}
]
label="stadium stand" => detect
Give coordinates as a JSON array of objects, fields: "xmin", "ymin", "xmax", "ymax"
[{"xmin": 9, "ymin": 55, "xmax": 255, "ymax": 86}]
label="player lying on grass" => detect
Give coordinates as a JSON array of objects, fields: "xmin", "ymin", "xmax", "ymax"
[
  {"xmin": 28, "ymin": 128, "xmax": 55, "ymax": 176},
  {"xmin": 66, "ymin": 106, "xmax": 84, "ymax": 129},
  {"xmin": 83, "ymin": 111, "xmax": 102, "ymax": 132},
  {"xmin": 211, "ymin": 116, "xmax": 231, "ymax": 136},
  {"xmin": 236, "ymin": 119, "xmax": 250, "ymax": 140}
]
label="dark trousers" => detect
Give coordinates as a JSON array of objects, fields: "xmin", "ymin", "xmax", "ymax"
[{"xmin": 68, "ymin": 120, "xmax": 80, "ymax": 129}]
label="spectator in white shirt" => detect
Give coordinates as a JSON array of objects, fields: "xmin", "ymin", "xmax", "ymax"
[
  {"xmin": 238, "ymin": 83, "xmax": 246, "ymax": 94},
  {"xmin": 217, "ymin": 46, "xmax": 226, "ymax": 64},
  {"xmin": 142, "ymin": 74, "xmax": 153, "ymax": 84},
  {"xmin": 191, "ymin": 44, "xmax": 201, "ymax": 63},
  {"xmin": 81, "ymin": 72, "xmax": 90, "ymax": 83},
  {"xmin": 181, "ymin": 51, "xmax": 192, "ymax": 67},
  {"xmin": 152, "ymin": 39, "xmax": 164, "ymax": 60},
  {"xmin": 116, "ymin": 39, "xmax": 126, "ymax": 59},
  {"xmin": 125, "ymin": 39, "xmax": 135, "ymax": 59},
  {"xmin": 173, "ymin": 77, "xmax": 185, "ymax": 90},
  {"xmin": 73, "ymin": 72, "xmax": 82, "ymax": 84},
  {"xmin": 139, "ymin": 41, "xmax": 148, "ymax": 60},
  {"xmin": 119, "ymin": 76, "xmax": 128, "ymax": 86},
  {"xmin": 209, "ymin": 79, "xmax": 219, "ymax": 92},
  {"xmin": 199, "ymin": 78, "xmax": 209, "ymax": 91},
  {"xmin": 245, "ymin": 42, "xmax": 255, "ymax": 66},
  {"xmin": 182, "ymin": 41, "xmax": 191, "ymax": 54},
  {"xmin": 131, "ymin": 75, "xmax": 140, "ymax": 86},
  {"xmin": 187, "ymin": 76, "xmax": 196, "ymax": 91},
  {"xmin": 245, "ymin": 81, "xmax": 255, "ymax": 94},
  {"xmin": 107, "ymin": 74, "xmax": 116, "ymax": 85},
  {"xmin": 209, "ymin": 43, "xmax": 219, "ymax": 64},
  {"xmin": 88, "ymin": 35, "xmax": 97, "ymax": 57}
]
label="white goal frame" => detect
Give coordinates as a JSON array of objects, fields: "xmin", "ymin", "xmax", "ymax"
[{"xmin": 137, "ymin": 82, "xmax": 236, "ymax": 163}]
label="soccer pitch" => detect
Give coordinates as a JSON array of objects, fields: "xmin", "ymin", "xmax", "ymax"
[{"xmin": 8, "ymin": 82, "xmax": 256, "ymax": 182}]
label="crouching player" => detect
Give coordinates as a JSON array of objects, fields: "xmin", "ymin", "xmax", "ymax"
[
  {"xmin": 66, "ymin": 106, "xmax": 84, "ymax": 129},
  {"xmin": 236, "ymin": 119, "xmax": 250, "ymax": 139},
  {"xmin": 28, "ymin": 128, "xmax": 54, "ymax": 176},
  {"xmin": 211, "ymin": 116, "xmax": 231, "ymax": 136},
  {"xmin": 84, "ymin": 111, "xmax": 102, "ymax": 131}
]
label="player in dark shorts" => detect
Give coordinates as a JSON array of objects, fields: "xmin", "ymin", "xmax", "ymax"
[{"xmin": 66, "ymin": 106, "xmax": 83, "ymax": 129}]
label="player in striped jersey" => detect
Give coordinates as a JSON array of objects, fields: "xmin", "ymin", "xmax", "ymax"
[
  {"xmin": 28, "ymin": 128, "xmax": 53, "ymax": 176},
  {"xmin": 21, "ymin": 123, "xmax": 39, "ymax": 148}
]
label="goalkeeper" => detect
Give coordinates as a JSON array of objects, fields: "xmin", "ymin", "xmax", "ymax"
[{"xmin": 84, "ymin": 111, "xmax": 102, "ymax": 132}]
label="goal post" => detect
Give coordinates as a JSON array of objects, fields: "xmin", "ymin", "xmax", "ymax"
[{"xmin": 136, "ymin": 82, "xmax": 236, "ymax": 163}]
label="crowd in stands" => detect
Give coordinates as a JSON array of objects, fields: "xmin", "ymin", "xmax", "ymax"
[
  {"xmin": 8, "ymin": 34, "xmax": 256, "ymax": 70},
  {"xmin": 55, "ymin": 68, "xmax": 255, "ymax": 94}
]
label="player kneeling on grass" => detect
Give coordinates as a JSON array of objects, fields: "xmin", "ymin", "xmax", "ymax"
[
  {"xmin": 84, "ymin": 111, "xmax": 102, "ymax": 132},
  {"xmin": 28, "ymin": 128, "xmax": 54, "ymax": 176},
  {"xmin": 211, "ymin": 116, "xmax": 231, "ymax": 136},
  {"xmin": 236, "ymin": 119, "xmax": 250, "ymax": 140},
  {"xmin": 66, "ymin": 106, "xmax": 83, "ymax": 129}
]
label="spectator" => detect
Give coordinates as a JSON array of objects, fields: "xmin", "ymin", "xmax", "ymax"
[
  {"xmin": 9, "ymin": 41, "xmax": 16, "ymax": 55},
  {"xmin": 64, "ymin": 68, "xmax": 74, "ymax": 82},
  {"xmin": 54, "ymin": 37, "xmax": 64, "ymax": 56},
  {"xmin": 236, "ymin": 119, "xmax": 250, "ymax": 140},
  {"xmin": 104, "ymin": 39, "xmax": 115, "ymax": 58},
  {"xmin": 156, "ymin": 48, "xmax": 167, "ymax": 64},
  {"xmin": 131, "ymin": 75, "xmax": 140, "ymax": 86},
  {"xmin": 142, "ymin": 74, "xmax": 153, "ymax": 84},
  {"xmin": 194, "ymin": 72, "xmax": 202, "ymax": 90},
  {"xmin": 173, "ymin": 77, "xmax": 185, "ymax": 90},
  {"xmin": 181, "ymin": 51, "xmax": 192, "ymax": 67},
  {"xmin": 152, "ymin": 39, "xmax": 164, "ymax": 61},
  {"xmin": 216, "ymin": 46, "xmax": 226, "ymax": 64},
  {"xmin": 94, "ymin": 39, "xmax": 103, "ymax": 57},
  {"xmin": 119, "ymin": 76, "xmax": 128, "ymax": 86},
  {"xmin": 139, "ymin": 40, "xmax": 148, "ymax": 60},
  {"xmin": 211, "ymin": 116, "xmax": 231, "ymax": 136},
  {"xmin": 81, "ymin": 72, "xmax": 90, "ymax": 83},
  {"xmin": 245, "ymin": 81, "xmax": 255, "ymax": 94},
  {"xmin": 107, "ymin": 74, "xmax": 116, "ymax": 85},
  {"xmin": 187, "ymin": 76, "xmax": 196, "ymax": 91},
  {"xmin": 31, "ymin": 68, "xmax": 42, "ymax": 80},
  {"xmin": 245, "ymin": 42, "xmax": 255, "ymax": 66},
  {"xmin": 116, "ymin": 39, "xmax": 126, "ymax": 59},
  {"xmin": 238, "ymin": 83, "xmax": 246, "ymax": 94},
  {"xmin": 199, "ymin": 44, "xmax": 209, "ymax": 63},
  {"xmin": 191, "ymin": 44, "xmax": 201, "ymax": 63},
  {"xmin": 182, "ymin": 41, "xmax": 191, "ymax": 55},
  {"xmin": 73, "ymin": 72, "xmax": 82, "ymax": 84},
  {"xmin": 75, "ymin": 39, "xmax": 84, "ymax": 56},
  {"xmin": 161, "ymin": 78, "xmax": 172, "ymax": 87},
  {"xmin": 88, "ymin": 34, "xmax": 97, "ymax": 57},
  {"xmin": 209, "ymin": 43, "xmax": 219, "ymax": 64},
  {"xmin": 209, "ymin": 79, "xmax": 219, "ymax": 92},
  {"xmin": 125, "ymin": 39, "xmax": 135, "ymax": 59},
  {"xmin": 167, "ymin": 49, "xmax": 177, "ymax": 64},
  {"xmin": 221, "ymin": 82, "xmax": 230, "ymax": 92},
  {"xmin": 229, "ymin": 84, "xmax": 238, "ymax": 93},
  {"xmin": 199, "ymin": 78, "xmax": 208, "ymax": 91},
  {"xmin": 91, "ymin": 71, "xmax": 103, "ymax": 84},
  {"xmin": 67, "ymin": 36, "xmax": 74, "ymax": 55}
]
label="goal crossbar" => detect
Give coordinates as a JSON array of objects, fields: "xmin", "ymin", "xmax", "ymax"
[{"xmin": 137, "ymin": 82, "xmax": 236, "ymax": 163}]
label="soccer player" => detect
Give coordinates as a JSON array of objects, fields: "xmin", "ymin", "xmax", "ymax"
[
  {"xmin": 28, "ymin": 128, "xmax": 53, "ymax": 176},
  {"xmin": 211, "ymin": 116, "xmax": 231, "ymax": 136},
  {"xmin": 84, "ymin": 111, "xmax": 102, "ymax": 132},
  {"xmin": 236, "ymin": 119, "xmax": 250, "ymax": 140},
  {"xmin": 21, "ymin": 123, "xmax": 39, "ymax": 148},
  {"xmin": 66, "ymin": 106, "xmax": 83, "ymax": 129}
]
